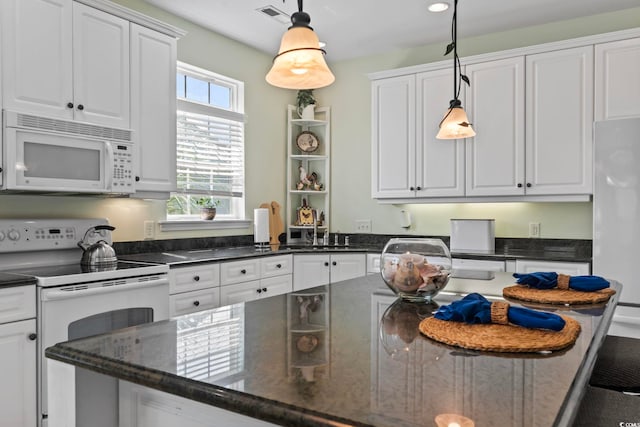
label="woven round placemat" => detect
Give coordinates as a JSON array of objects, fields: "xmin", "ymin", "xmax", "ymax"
[
  {"xmin": 502, "ymin": 285, "xmax": 616, "ymax": 305},
  {"xmin": 419, "ymin": 315, "xmax": 581, "ymax": 353}
]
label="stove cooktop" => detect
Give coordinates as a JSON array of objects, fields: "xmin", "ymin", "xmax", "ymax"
[{"xmin": 5, "ymin": 260, "xmax": 168, "ymax": 287}]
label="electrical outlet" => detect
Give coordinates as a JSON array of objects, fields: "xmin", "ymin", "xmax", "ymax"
[
  {"xmin": 355, "ymin": 219, "xmax": 372, "ymax": 233},
  {"xmin": 143, "ymin": 221, "xmax": 155, "ymax": 239},
  {"xmin": 529, "ymin": 222, "xmax": 540, "ymax": 238}
]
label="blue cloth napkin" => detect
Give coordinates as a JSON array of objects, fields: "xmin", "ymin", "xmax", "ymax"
[
  {"xmin": 434, "ymin": 293, "xmax": 566, "ymax": 331},
  {"xmin": 513, "ymin": 272, "xmax": 610, "ymax": 292}
]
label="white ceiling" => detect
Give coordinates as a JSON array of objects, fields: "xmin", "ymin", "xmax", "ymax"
[{"xmin": 145, "ymin": 0, "xmax": 640, "ymax": 61}]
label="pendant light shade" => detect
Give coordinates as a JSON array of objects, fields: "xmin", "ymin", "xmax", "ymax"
[
  {"xmin": 436, "ymin": 100, "xmax": 476, "ymax": 139},
  {"xmin": 266, "ymin": 1, "xmax": 335, "ymax": 90},
  {"xmin": 436, "ymin": 0, "xmax": 475, "ymax": 140}
]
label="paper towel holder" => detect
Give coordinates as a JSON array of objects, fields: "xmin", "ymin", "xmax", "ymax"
[{"xmin": 254, "ymin": 208, "xmax": 271, "ymax": 251}]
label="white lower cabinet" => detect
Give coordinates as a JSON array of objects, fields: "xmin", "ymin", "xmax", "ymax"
[
  {"xmin": 293, "ymin": 253, "xmax": 366, "ymax": 291},
  {"xmin": 220, "ymin": 255, "xmax": 293, "ymax": 305},
  {"xmin": 511, "ymin": 259, "xmax": 590, "ymax": 275},
  {"xmin": 169, "ymin": 264, "xmax": 220, "ymax": 318},
  {"xmin": 0, "ymin": 285, "xmax": 37, "ymax": 427},
  {"xmin": 452, "ymin": 258, "xmax": 506, "ymax": 272},
  {"xmin": 220, "ymin": 275, "xmax": 293, "ymax": 306},
  {"xmin": 119, "ymin": 381, "xmax": 278, "ymax": 427}
]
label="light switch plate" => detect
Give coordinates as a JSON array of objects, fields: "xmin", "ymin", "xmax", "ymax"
[{"xmin": 529, "ymin": 222, "xmax": 540, "ymax": 238}]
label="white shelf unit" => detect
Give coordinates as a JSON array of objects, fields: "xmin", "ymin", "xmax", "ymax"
[{"xmin": 286, "ymin": 105, "xmax": 331, "ymax": 244}]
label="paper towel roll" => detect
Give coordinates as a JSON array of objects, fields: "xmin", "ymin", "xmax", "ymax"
[{"xmin": 254, "ymin": 208, "xmax": 270, "ymax": 244}]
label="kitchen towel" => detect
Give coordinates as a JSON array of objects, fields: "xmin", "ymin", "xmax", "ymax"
[
  {"xmin": 513, "ymin": 272, "xmax": 610, "ymax": 292},
  {"xmin": 253, "ymin": 208, "xmax": 270, "ymax": 244},
  {"xmin": 434, "ymin": 292, "xmax": 566, "ymax": 331}
]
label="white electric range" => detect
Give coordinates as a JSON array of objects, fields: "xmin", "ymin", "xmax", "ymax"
[{"xmin": 0, "ymin": 218, "xmax": 169, "ymax": 427}]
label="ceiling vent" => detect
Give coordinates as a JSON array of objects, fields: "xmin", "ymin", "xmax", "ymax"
[{"xmin": 257, "ymin": 5, "xmax": 290, "ymax": 24}]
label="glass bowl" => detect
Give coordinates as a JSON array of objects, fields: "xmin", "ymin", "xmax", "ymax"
[
  {"xmin": 380, "ymin": 238, "xmax": 452, "ymax": 302},
  {"xmin": 379, "ymin": 298, "xmax": 439, "ymax": 357}
]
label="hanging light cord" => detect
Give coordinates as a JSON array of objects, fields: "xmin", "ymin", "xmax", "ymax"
[{"xmin": 438, "ymin": 0, "xmax": 471, "ymax": 129}]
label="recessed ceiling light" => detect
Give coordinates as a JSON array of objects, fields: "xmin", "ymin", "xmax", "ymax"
[{"xmin": 428, "ymin": 2, "xmax": 450, "ymax": 12}]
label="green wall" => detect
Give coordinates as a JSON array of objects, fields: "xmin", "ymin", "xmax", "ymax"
[{"xmin": 1, "ymin": 2, "xmax": 638, "ymax": 241}]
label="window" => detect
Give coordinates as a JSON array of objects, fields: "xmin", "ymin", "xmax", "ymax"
[{"xmin": 167, "ymin": 62, "xmax": 245, "ymax": 220}]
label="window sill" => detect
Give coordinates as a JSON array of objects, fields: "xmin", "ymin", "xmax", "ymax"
[{"xmin": 159, "ymin": 219, "xmax": 251, "ymax": 232}]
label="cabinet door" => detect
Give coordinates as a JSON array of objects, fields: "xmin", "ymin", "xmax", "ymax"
[
  {"xmin": 72, "ymin": 2, "xmax": 130, "ymax": 128},
  {"xmin": 330, "ymin": 254, "xmax": 366, "ymax": 283},
  {"xmin": 595, "ymin": 37, "xmax": 640, "ymax": 120},
  {"xmin": 515, "ymin": 259, "xmax": 590, "ymax": 275},
  {"xmin": 526, "ymin": 46, "xmax": 593, "ymax": 195},
  {"xmin": 293, "ymin": 254, "xmax": 330, "ymax": 291},
  {"xmin": 120, "ymin": 381, "xmax": 279, "ymax": 427},
  {"xmin": 170, "ymin": 288, "xmax": 220, "ymax": 317},
  {"xmin": 1, "ymin": 0, "xmax": 74, "ymax": 119},
  {"xmin": 0, "ymin": 319, "xmax": 37, "ymax": 427},
  {"xmin": 416, "ymin": 69, "xmax": 465, "ymax": 197},
  {"xmin": 465, "ymin": 57, "xmax": 525, "ymax": 196},
  {"xmin": 220, "ymin": 280, "xmax": 262, "ymax": 305},
  {"xmin": 371, "ymin": 75, "xmax": 417, "ymax": 198},
  {"xmin": 260, "ymin": 275, "xmax": 293, "ymax": 298},
  {"xmin": 131, "ymin": 24, "xmax": 177, "ymax": 195}
]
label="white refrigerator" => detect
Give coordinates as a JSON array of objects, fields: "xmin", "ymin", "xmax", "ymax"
[{"xmin": 593, "ymin": 117, "xmax": 640, "ymax": 338}]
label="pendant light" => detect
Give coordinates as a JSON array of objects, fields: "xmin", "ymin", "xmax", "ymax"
[
  {"xmin": 265, "ymin": 0, "xmax": 335, "ymax": 89},
  {"xmin": 436, "ymin": 0, "xmax": 475, "ymax": 139}
]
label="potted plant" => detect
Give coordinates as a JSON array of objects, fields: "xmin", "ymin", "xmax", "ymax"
[
  {"xmin": 296, "ymin": 89, "xmax": 316, "ymax": 120},
  {"xmin": 196, "ymin": 197, "xmax": 220, "ymax": 220}
]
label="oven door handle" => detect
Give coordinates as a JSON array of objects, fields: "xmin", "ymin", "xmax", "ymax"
[{"xmin": 41, "ymin": 277, "xmax": 169, "ymax": 301}]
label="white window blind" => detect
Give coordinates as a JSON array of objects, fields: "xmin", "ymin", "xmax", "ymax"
[
  {"xmin": 176, "ymin": 99, "xmax": 245, "ymax": 198},
  {"xmin": 176, "ymin": 304, "xmax": 244, "ymax": 381}
]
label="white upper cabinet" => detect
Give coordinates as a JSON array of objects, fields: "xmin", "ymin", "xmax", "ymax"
[
  {"xmin": 371, "ymin": 74, "xmax": 416, "ymax": 199},
  {"xmin": 1, "ymin": 0, "xmax": 74, "ymax": 119},
  {"xmin": 465, "ymin": 57, "xmax": 525, "ymax": 197},
  {"xmin": 372, "ymin": 70, "xmax": 465, "ymax": 199},
  {"xmin": 72, "ymin": 2, "xmax": 130, "ymax": 128},
  {"xmin": 595, "ymin": 37, "xmax": 640, "ymax": 120},
  {"xmin": 1, "ymin": 0, "xmax": 130, "ymax": 128},
  {"xmin": 416, "ymin": 68, "xmax": 465, "ymax": 197},
  {"xmin": 525, "ymin": 46, "xmax": 593, "ymax": 195},
  {"xmin": 130, "ymin": 23, "xmax": 177, "ymax": 195}
]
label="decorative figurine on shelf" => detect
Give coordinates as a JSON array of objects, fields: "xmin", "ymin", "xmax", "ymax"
[{"xmin": 298, "ymin": 165, "xmax": 312, "ymax": 190}]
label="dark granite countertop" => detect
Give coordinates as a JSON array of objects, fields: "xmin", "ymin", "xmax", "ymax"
[
  {"xmin": 0, "ymin": 272, "xmax": 37, "ymax": 288},
  {"xmin": 118, "ymin": 239, "xmax": 591, "ymax": 267},
  {"xmin": 46, "ymin": 272, "xmax": 619, "ymax": 427}
]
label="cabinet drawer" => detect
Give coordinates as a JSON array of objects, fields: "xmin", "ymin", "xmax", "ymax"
[
  {"xmin": 453, "ymin": 258, "xmax": 506, "ymax": 272},
  {"xmin": 261, "ymin": 255, "xmax": 292, "ymax": 278},
  {"xmin": 220, "ymin": 258, "xmax": 260, "ymax": 286},
  {"xmin": 367, "ymin": 253, "xmax": 381, "ymax": 274},
  {"xmin": 169, "ymin": 264, "xmax": 220, "ymax": 294},
  {"xmin": 220, "ymin": 279, "xmax": 262, "ymax": 305},
  {"xmin": 261, "ymin": 274, "xmax": 292, "ymax": 298},
  {"xmin": 0, "ymin": 285, "xmax": 35, "ymax": 323},
  {"xmin": 170, "ymin": 288, "xmax": 220, "ymax": 317},
  {"xmin": 514, "ymin": 260, "xmax": 590, "ymax": 275}
]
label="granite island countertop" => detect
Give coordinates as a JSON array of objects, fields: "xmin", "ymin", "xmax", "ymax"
[{"xmin": 46, "ymin": 272, "xmax": 620, "ymax": 427}]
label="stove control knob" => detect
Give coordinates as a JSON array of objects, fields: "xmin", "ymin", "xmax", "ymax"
[
  {"xmin": 0, "ymin": 231, "xmax": 5, "ymax": 241},
  {"xmin": 7, "ymin": 229, "xmax": 20, "ymax": 241}
]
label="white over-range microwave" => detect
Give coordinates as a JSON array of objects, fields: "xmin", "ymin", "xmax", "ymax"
[{"xmin": 1, "ymin": 110, "xmax": 136, "ymax": 194}]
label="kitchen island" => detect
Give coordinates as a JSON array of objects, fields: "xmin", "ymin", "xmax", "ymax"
[{"xmin": 45, "ymin": 272, "xmax": 620, "ymax": 427}]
